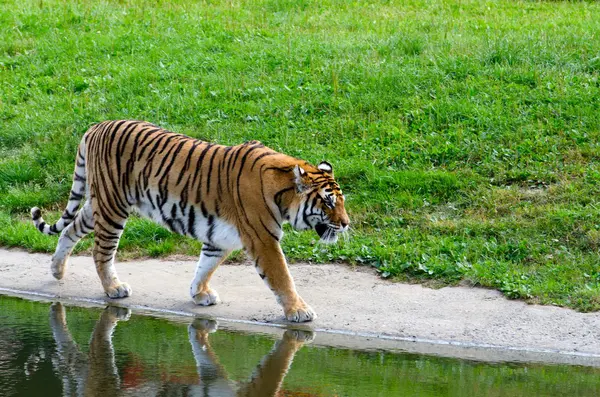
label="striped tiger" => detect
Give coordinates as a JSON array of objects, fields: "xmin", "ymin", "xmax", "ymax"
[{"xmin": 31, "ymin": 120, "xmax": 349, "ymax": 322}]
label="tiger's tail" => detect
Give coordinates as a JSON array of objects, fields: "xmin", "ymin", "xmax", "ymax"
[{"xmin": 31, "ymin": 137, "xmax": 87, "ymax": 235}]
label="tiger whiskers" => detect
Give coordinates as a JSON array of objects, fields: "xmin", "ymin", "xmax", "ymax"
[
  {"xmin": 342, "ymin": 228, "xmax": 351, "ymax": 243},
  {"xmin": 316, "ymin": 226, "xmax": 338, "ymax": 245}
]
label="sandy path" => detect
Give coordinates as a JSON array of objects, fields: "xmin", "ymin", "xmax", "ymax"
[{"xmin": 1, "ymin": 248, "xmax": 600, "ymax": 365}]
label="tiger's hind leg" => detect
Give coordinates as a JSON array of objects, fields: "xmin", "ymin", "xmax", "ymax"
[
  {"xmin": 190, "ymin": 244, "xmax": 231, "ymax": 306},
  {"xmin": 92, "ymin": 213, "xmax": 131, "ymax": 299},
  {"xmin": 51, "ymin": 201, "xmax": 94, "ymax": 280}
]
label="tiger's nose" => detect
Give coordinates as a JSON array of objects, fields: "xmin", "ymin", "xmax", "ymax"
[{"xmin": 341, "ymin": 220, "xmax": 349, "ymax": 230}]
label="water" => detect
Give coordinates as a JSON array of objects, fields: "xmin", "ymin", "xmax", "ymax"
[{"xmin": 1, "ymin": 296, "xmax": 599, "ymax": 396}]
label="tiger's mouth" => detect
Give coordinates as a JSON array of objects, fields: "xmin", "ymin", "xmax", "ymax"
[
  {"xmin": 315, "ymin": 223, "xmax": 338, "ymax": 244},
  {"xmin": 315, "ymin": 223, "xmax": 329, "ymax": 238}
]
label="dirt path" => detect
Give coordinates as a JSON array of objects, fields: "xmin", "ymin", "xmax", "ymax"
[{"xmin": 1, "ymin": 248, "xmax": 600, "ymax": 365}]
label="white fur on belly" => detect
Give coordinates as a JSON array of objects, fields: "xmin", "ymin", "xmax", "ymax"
[{"xmin": 133, "ymin": 193, "xmax": 242, "ymax": 250}]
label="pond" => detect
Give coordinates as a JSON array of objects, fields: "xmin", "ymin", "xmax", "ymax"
[{"xmin": 1, "ymin": 295, "xmax": 599, "ymax": 396}]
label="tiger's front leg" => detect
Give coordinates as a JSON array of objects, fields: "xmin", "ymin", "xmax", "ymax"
[
  {"xmin": 251, "ymin": 241, "xmax": 316, "ymax": 322},
  {"xmin": 190, "ymin": 244, "xmax": 231, "ymax": 306}
]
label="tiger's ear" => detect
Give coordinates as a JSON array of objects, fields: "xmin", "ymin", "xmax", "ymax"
[
  {"xmin": 318, "ymin": 161, "xmax": 333, "ymax": 176},
  {"xmin": 293, "ymin": 165, "xmax": 311, "ymax": 193}
]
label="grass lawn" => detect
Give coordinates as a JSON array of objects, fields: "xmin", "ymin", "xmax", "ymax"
[{"xmin": 1, "ymin": 0, "xmax": 600, "ymax": 310}]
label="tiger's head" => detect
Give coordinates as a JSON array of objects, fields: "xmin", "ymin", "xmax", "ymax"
[{"xmin": 289, "ymin": 161, "xmax": 350, "ymax": 244}]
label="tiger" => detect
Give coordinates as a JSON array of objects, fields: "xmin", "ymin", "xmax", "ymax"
[
  {"xmin": 50, "ymin": 303, "xmax": 311, "ymax": 396},
  {"xmin": 189, "ymin": 319, "xmax": 313, "ymax": 396},
  {"xmin": 49, "ymin": 303, "xmax": 128, "ymax": 396},
  {"xmin": 31, "ymin": 120, "xmax": 349, "ymax": 322}
]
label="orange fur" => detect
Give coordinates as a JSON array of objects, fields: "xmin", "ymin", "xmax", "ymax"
[{"xmin": 32, "ymin": 120, "xmax": 350, "ymax": 322}]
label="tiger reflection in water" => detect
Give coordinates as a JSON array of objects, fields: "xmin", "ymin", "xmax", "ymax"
[
  {"xmin": 188, "ymin": 319, "xmax": 313, "ymax": 396},
  {"xmin": 49, "ymin": 303, "xmax": 313, "ymax": 396}
]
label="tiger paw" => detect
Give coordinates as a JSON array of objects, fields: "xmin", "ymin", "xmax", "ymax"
[
  {"xmin": 188, "ymin": 320, "xmax": 217, "ymax": 347},
  {"xmin": 283, "ymin": 329, "xmax": 315, "ymax": 344},
  {"xmin": 284, "ymin": 303, "xmax": 316, "ymax": 323},
  {"xmin": 105, "ymin": 282, "xmax": 132, "ymax": 299},
  {"xmin": 193, "ymin": 289, "xmax": 220, "ymax": 306},
  {"xmin": 191, "ymin": 318, "xmax": 218, "ymax": 333},
  {"xmin": 50, "ymin": 255, "xmax": 68, "ymax": 280},
  {"xmin": 49, "ymin": 302, "xmax": 67, "ymax": 322},
  {"xmin": 105, "ymin": 305, "xmax": 131, "ymax": 321}
]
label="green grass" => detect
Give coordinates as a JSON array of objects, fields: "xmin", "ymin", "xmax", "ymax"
[{"xmin": 1, "ymin": 0, "xmax": 600, "ymax": 310}]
